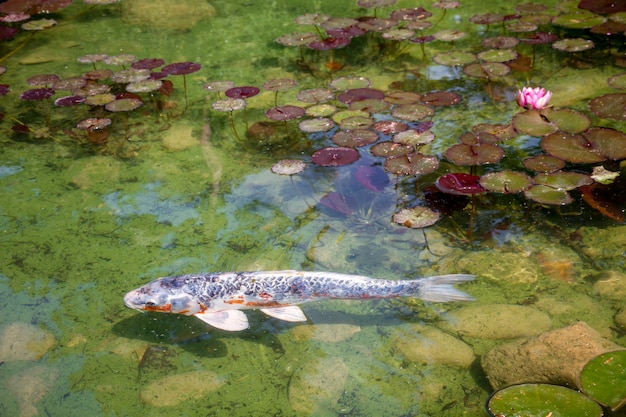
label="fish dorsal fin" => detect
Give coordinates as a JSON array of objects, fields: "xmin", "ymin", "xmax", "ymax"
[
  {"xmin": 260, "ymin": 306, "xmax": 307, "ymax": 322},
  {"xmin": 194, "ymin": 310, "xmax": 249, "ymax": 331}
]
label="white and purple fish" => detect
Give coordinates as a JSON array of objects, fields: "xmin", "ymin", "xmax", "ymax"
[{"xmin": 124, "ymin": 270, "xmax": 475, "ymax": 331}]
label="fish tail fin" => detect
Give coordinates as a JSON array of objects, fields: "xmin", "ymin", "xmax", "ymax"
[{"xmin": 418, "ymin": 274, "xmax": 475, "ymax": 302}]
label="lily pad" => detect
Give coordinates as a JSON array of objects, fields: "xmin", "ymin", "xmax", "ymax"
[
  {"xmin": 522, "ymin": 155, "xmax": 565, "ymax": 173},
  {"xmin": 332, "ymin": 110, "xmax": 370, "ymax": 124},
  {"xmin": 552, "ymin": 11, "xmax": 606, "ymax": 29},
  {"xmin": 540, "ymin": 108, "xmax": 591, "ymax": 133},
  {"xmin": 332, "ymin": 130, "xmax": 379, "ymax": 147},
  {"xmin": 524, "ymin": 185, "xmax": 573, "ymax": 205},
  {"xmin": 479, "ymin": 171, "xmax": 533, "ymax": 193},
  {"xmin": 298, "ymin": 118, "xmax": 335, "ymax": 133},
  {"xmin": 486, "ymin": 383, "xmax": 603, "ymax": 417},
  {"xmin": 311, "ymin": 147, "xmax": 359, "ymax": 166},
  {"xmin": 463, "ymin": 62, "xmax": 511, "ymax": 79},
  {"xmin": 391, "ymin": 103, "xmax": 435, "ymax": 121},
  {"xmin": 512, "ymin": 109, "xmax": 558, "ymax": 137},
  {"xmin": 436, "ymin": 173, "xmax": 485, "ymax": 195},
  {"xmin": 339, "ymin": 116, "xmax": 374, "ymax": 130},
  {"xmin": 383, "ymin": 153, "xmax": 439, "ymax": 176},
  {"xmin": 420, "ymin": 91, "xmax": 461, "ymax": 106},
  {"xmin": 607, "ymin": 73, "xmax": 626, "ymax": 90},
  {"xmin": 580, "ymin": 350, "xmax": 626, "ymax": 411},
  {"xmin": 588, "ymin": 93, "xmax": 626, "ymax": 121},
  {"xmin": 393, "ymin": 207, "xmax": 440, "ymax": 228},
  {"xmin": 433, "ymin": 51, "xmax": 477, "ymax": 66},
  {"xmin": 540, "ymin": 132, "xmax": 605, "ymax": 163},
  {"xmin": 393, "ymin": 129, "xmax": 435, "ymax": 146},
  {"xmin": 534, "ymin": 171, "xmax": 593, "ymax": 191},
  {"xmin": 329, "ymin": 76, "xmax": 371, "ymax": 91},
  {"xmin": 444, "ymin": 143, "xmax": 504, "ymax": 165}
]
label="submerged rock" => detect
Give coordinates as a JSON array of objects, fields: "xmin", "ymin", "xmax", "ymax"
[
  {"xmin": 593, "ymin": 270, "xmax": 626, "ymax": 301},
  {"xmin": 291, "ymin": 323, "xmax": 361, "ymax": 343},
  {"xmin": 443, "ymin": 304, "xmax": 551, "ymax": 339},
  {"xmin": 122, "ymin": 0, "xmax": 216, "ymax": 31},
  {"xmin": 288, "ymin": 356, "xmax": 350, "ymax": 414},
  {"xmin": 0, "ymin": 322, "xmax": 55, "ymax": 362},
  {"xmin": 161, "ymin": 123, "xmax": 198, "ymax": 151},
  {"xmin": 394, "ymin": 324, "xmax": 475, "ymax": 368},
  {"xmin": 140, "ymin": 370, "xmax": 224, "ymax": 406},
  {"xmin": 6, "ymin": 365, "xmax": 58, "ymax": 417},
  {"xmin": 481, "ymin": 322, "xmax": 622, "ymax": 389}
]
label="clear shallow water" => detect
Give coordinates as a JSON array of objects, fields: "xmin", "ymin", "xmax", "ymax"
[{"xmin": 0, "ymin": 0, "xmax": 625, "ymax": 416}]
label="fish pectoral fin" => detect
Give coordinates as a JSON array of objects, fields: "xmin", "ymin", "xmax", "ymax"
[
  {"xmin": 260, "ymin": 306, "xmax": 307, "ymax": 322},
  {"xmin": 193, "ymin": 310, "xmax": 249, "ymax": 331}
]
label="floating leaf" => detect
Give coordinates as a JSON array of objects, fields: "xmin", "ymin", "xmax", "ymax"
[
  {"xmin": 524, "ymin": 185, "xmax": 573, "ymax": 205},
  {"xmin": 265, "ymin": 105, "xmax": 306, "ymax": 121},
  {"xmin": 607, "ymin": 73, "xmax": 626, "ymax": 90},
  {"xmin": 482, "ymin": 36, "xmax": 519, "ymax": 49},
  {"xmin": 332, "ymin": 110, "xmax": 369, "ymax": 124},
  {"xmin": 487, "ymin": 383, "xmax": 603, "ymax": 417},
  {"xmin": 588, "ymin": 93, "xmax": 626, "ymax": 120},
  {"xmin": 311, "ymin": 147, "xmax": 359, "ymax": 166},
  {"xmin": 393, "ymin": 129, "xmax": 434, "ymax": 146},
  {"xmin": 370, "ymin": 141, "xmax": 413, "ymax": 157},
  {"xmin": 580, "ymin": 350, "xmax": 626, "ymax": 411},
  {"xmin": 305, "ymin": 104, "xmax": 336, "ymax": 117},
  {"xmin": 391, "ymin": 103, "xmax": 435, "ymax": 121},
  {"xmin": 580, "ymin": 177, "xmax": 626, "ymax": 221},
  {"xmin": 512, "ymin": 109, "xmax": 558, "ymax": 137},
  {"xmin": 534, "ymin": 171, "xmax": 593, "ymax": 191},
  {"xmin": 479, "ymin": 171, "xmax": 533, "ymax": 193},
  {"xmin": 349, "ymin": 98, "xmax": 390, "ymax": 113},
  {"xmin": 298, "ymin": 118, "xmax": 334, "ymax": 133},
  {"xmin": 523, "ymin": 155, "xmax": 565, "ymax": 173},
  {"xmin": 552, "ymin": 38, "xmax": 595, "ymax": 52},
  {"xmin": 384, "ymin": 153, "xmax": 439, "ymax": 175},
  {"xmin": 420, "ymin": 91, "xmax": 461, "ymax": 106},
  {"xmin": 373, "ymin": 120, "xmax": 408, "ymax": 135},
  {"xmin": 339, "ymin": 116, "xmax": 374, "ymax": 130},
  {"xmin": 393, "ymin": 207, "xmax": 440, "ymax": 228},
  {"xmin": 584, "ymin": 127, "xmax": 626, "ymax": 160},
  {"xmin": 355, "ymin": 165, "xmax": 389, "ymax": 192},
  {"xmin": 444, "ymin": 143, "xmax": 504, "ymax": 165},
  {"xmin": 385, "ymin": 91, "xmax": 421, "ymax": 105},
  {"xmin": 337, "ymin": 88, "xmax": 384, "ymax": 104},
  {"xmin": 541, "ymin": 108, "xmax": 591, "ymax": 133},
  {"xmin": 477, "ymin": 49, "xmax": 518, "ymax": 63}
]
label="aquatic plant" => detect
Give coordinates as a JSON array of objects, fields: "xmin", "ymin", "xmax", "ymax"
[{"xmin": 516, "ymin": 86, "xmax": 552, "ymax": 110}]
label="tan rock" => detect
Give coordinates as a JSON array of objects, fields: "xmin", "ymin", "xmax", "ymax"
[
  {"xmin": 288, "ymin": 356, "xmax": 349, "ymax": 414},
  {"xmin": 122, "ymin": 0, "xmax": 216, "ymax": 31},
  {"xmin": 444, "ymin": 304, "xmax": 551, "ymax": 339},
  {"xmin": 7, "ymin": 365, "xmax": 58, "ymax": 417},
  {"xmin": 593, "ymin": 270, "xmax": 626, "ymax": 301},
  {"xmin": 394, "ymin": 324, "xmax": 475, "ymax": 368},
  {"xmin": 291, "ymin": 323, "xmax": 361, "ymax": 343},
  {"xmin": 0, "ymin": 322, "xmax": 55, "ymax": 362},
  {"xmin": 140, "ymin": 370, "xmax": 224, "ymax": 406},
  {"xmin": 481, "ymin": 322, "xmax": 622, "ymax": 390}
]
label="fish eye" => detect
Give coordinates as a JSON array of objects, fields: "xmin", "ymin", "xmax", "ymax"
[{"xmin": 145, "ymin": 301, "xmax": 157, "ymax": 307}]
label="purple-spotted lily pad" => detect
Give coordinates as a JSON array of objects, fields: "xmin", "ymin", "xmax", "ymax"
[
  {"xmin": 479, "ymin": 171, "xmax": 533, "ymax": 193},
  {"xmin": 308, "ymin": 37, "xmax": 351, "ymax": 50},
  {"xmin": 330, "ymin": 76, "xmax": 371, "ymax": 90},
  {"xmin": 589, "ymin": 93, "xmax": 626, "ymax": 120},
  {"xmin": 534, "ymin": 171, "xmax": 593, "ymax": 190},
  {"xmin": 54, "ymin": 95, "xmax": 85, "ymax": 107},
  {"xmin": 523, "ymin": 155, "xmax": 565, "ymax": 173},
  {"xmin": 393, "ymin": 207, "xmax": 440, "ymax": 228},
  {"xmin": 298, "ymin": 118, "xmax": 334, "ymax": 133},
  {"xmin": 339, "ymin": 116, "xmax": 374, "ymax": 130},
  {"xmin": 433, "ymin": 51, "xmax": 477, "ymax": 66},
  {"xmin": 524, "ymin": 185, "xmax": 573, "ymax": 205},
  {"xmin": 20, "ymin": 88, "xmax": 55, "ymax": 101},
  {"xmin": 271, "ymin": 159, "xmax": 306, "ymax": 175},
  {"xmin": 391, "ymin": 103, "xmax": 435, "ymax": 121},
  {"xmin": 540, "ymin": 132, "xmax": 606, "ymax": 163},
  {"xmin": 552, "ymin": 38, "xmax": 595, "ymax": 52},
  {"xmin": 370, "ymin": 141, "xmax": 413, "ymax": 158},
  {"xmin": 385, "ymin": 91, "xmax": 422, "ymax": 105},
  {"xmin": 225, "ymin": 86, "xmax": 260, "ymax": 99},
  {"xmin": 444, "ymin": 143, "xmax": 504, "ymax": 165},
  {"xmin": 337, "ymin": 88, "xmax": 385, "ymax": 104},
  {"xmin": 482, "ymin": 36, "xmax": 519, "ymax": 49},
  {"xmin": 384, "ymin": 153, "xmax": 439, "ymax": 175},
  {"xmin": 421, "ymin": 91, "xmax": 461, "ymax": 106},
  {"xmin": 311, "ymin": 146, "xmax": 359, "ymax": 166},
  {"xmin": 373, "ymin": 120, "xmax": 408, "ymax": 135},
  {"xmin": 355, "ymin": 165, "xmax": 389, "ymax": 192},
  {"xmin": 265, "ymin": 105, "xmax": 305, "ymax": 121},
  {"xmin": 584, "ymin": 127, "xmax": 626, "ymax": 160},
  {"xmin": 540, "ymin": 108, "xmax": 591, "ymax": 133},
  {"xmin": 512, "ymin": 109, "xmax": 558, "ymax": 137},
  {"xmin": 332, "ymin": 130, "xmax": 379, "ymax": 147},
  {"xmin": 552, "ymin": 12, "xmax": 606, "ymax": 29},
  {"xmin": 436, "ymin": 173, "xmax": 485, "ymax": 195},
  {"xmin": 463, "ymin": 62, "xmax": 511, "ymax": 79}
]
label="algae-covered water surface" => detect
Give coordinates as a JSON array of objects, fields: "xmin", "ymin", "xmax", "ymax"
[{"xmin": 0, "ymin": 0, "xmax": 625, "ymax": 416}]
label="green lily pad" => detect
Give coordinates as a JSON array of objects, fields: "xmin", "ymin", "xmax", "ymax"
[
  {"xmin": 552, "ymin": 11, "xmax": 606, "ymax": 29},
  {"xmin": 513, "ymin": 109, "xmax": 558, "ymax": 137},
  {"xmin": 524, "ymin": 185, "xmax": 573, "ymax": 205},
  {"xmin": 339, "ymin": 116, "xmax": 374, "ymax": 130},
  {"xmin": 553, "ymin": 38, "xmax": 595, "ymax": 52},
  {"xmin": 589, "ymin": 93, "xmax": 626, "ymax": 121},
  {"xmin": 391, "ymin": 103, "xmax": 435, "ymax": 121},
  {"xmin": 305, "ymin": 103, "xmax": 337, "ymax": 117},
  {"xmin": 463, "ymin": 62, "xmax": 511, "ymax": 79},
  {"xmin": 444, "ymin": 143, "xmax": 504, "ymax": 165},
  {"xmin": 433, "ymin": 51, "xmax": 477, "ymax": 66},
  {"xmin": 607, "ymin": 73, "xmax": 626, "ymax": 90},
  {"xmin": 393, "ymin": 207, "xmax": 440, "ymax": 228},
  {"xmin": 480, "ymin": 171, "xmax": 533, "ymax": 193},
  {"xmin": 541, "ymin": 132, "xmax": 606, "ymax": 163},
  {"xmin": 534, "ymin": 171, "xmax": 593, "ymax": 190},
  {"xmin": 487, "ymin": 383, "xmax": 603, "ymax": 417},
  {"xmin": 332, "ymin": 110, "xmax": 370, "ymax": 124},
  {"xmin": 523, "ymin": 154, "xmax": 565, "ymax": 173},
  {"xmin": 477, "ymin": 48, "xmax": 518, "ymax": 63},
  {"xmin": 383, "ymin": 152, "xmax": 439, "ymax": 175},
  {"xmin": 540, "ymin": 108, "xmax": 591, "ymax": 133},
  {"xmin": 584, "ymin": 127, "xmax": 626, "ymax": 160},
  {"xmin": 580, "ymin": 350, "xmax": 626, "ymax": 411}
]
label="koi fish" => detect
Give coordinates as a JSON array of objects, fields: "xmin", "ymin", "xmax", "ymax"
[{"xmin": 123, "ymin": 270, "xmax": 475, "ymax": 331}]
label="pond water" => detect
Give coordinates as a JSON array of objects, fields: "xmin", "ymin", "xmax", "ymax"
[{"xmin": 0, "ymin": 0, "xmax": 625, "ymax": 416}]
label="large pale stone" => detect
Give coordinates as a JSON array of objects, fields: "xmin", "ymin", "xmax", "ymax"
[
  {"xmin": 593, "ymin": 270, "xmax": 626, "ymax": 301},
  {"xmin": 140, "ymin": 370, "xmax": 224, "ymax": 406},
  {"xmin": 443, "ymin": 304, "xmax": 551, "ymax": 340},
  {"xmin": 481, "ymin": 322, "xmax": 623, "ymax": 390},
  {"xmin": 394, "ymin": 324, "xmax": 475, "ymax": 368},
  {"xmin": 0, "ymin": 322, "xmax": 55, "ymax": 362},
  {"xmin": 7, "ymin": 365, "xmax": 58, "ymax": 417},
  {"xmin": 122, "ymin": 0, "xmax": 216, "ymax": 31},
  {"xmin": 288, "ymin": 356, "xmax": 349, "ymax": 414}
]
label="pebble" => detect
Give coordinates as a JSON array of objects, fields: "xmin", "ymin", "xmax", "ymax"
[
  {"xmin": 443, "ymin": 304, "xmax": 552, "ymax": 339},
  {"xmin": 140, "ymin": 370, "xmax": 224, "ymax": 407},
  {"xmin": 0, "ymin": 322, "xmax": 55, "ymax": 362},
  {"xmin": 394, "ymin": 324, "xmax": 475, "ymax": 368}
]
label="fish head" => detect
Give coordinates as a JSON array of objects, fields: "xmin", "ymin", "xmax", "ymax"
[{"xmin": 124, "ymin": 277, "xmax": 205, "ymax": 316}]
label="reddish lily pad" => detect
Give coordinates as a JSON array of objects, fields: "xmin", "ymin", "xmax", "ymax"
[
  {"xmin": 421, "ymin": 91, "xmax": 461, "ymax": 106},
  {"xmin": 373, "ymin": 120, "xmax": 408, "ymax": 135},
  {"xmin": 337, "ymin": 88, "xmax": 385, "ymax": 104},
  {"xmin": 20, "ymin": 88, "xmax": 54, "ymax": 101},
  {"xmin": 308, "ymin": 37, "xmax": 351, "ymax": 50},
  {"xmin": 332, "ymin": 130, "xmax": 379, "ymax": 147},
  {"xmin": 472, "ymin": 123, "xmax": 517, "ymax": 141},
  {"xmin": 225, "ymin": 86, "xmax": 260, "ymax": 99},
  {"xmin": 482, "ymin": 36, "xmax": 519, "ymax": 49},
  {"xmin": 370, "ymin": 141, "xmax": 413, "ymax": 158},
  {"xmin": 436, "ymin": 173, "xmax": 485, "ymax": 195},
  {"xmin": 433, "ymin": 51, "xmax": 477, "ymax": 66},
  {"xmin": 162, "ymin": 62, "xmax": 201, "ymax": 76},
  {"xmin": 265, "ymin": 105, "xmax": 305, "ymax": 121},
  {"xmin": 384, "ymin": 153, "xmax": 439, "ymax": 175},
  {"xmin": 393, "ymin": 207, "xmax": 440, "ymax": 228},
  {"xmin": 391, "ymin": 103, "xmax": 435, "ymax": 121},
  {"xmin": 479, "ymin": 171, "xmax": 533, "ymax": 193},
  {"xmin": 523, "ymin": 155, "xmax": 565, "ymax": 173},
  {"xmin": 311, "ymin": 146, "xmax": 359, "ymax": 166},
  {"xmin": 580, "ymin": 178, "xmax": 626, "ymax": 222},
  {"xmin": 579, "ymin": 0, "xmax": 626, "ymax": 13},
  {"xmin": 589, "ymin": 93, "xmax": 626, "ymax": 120}
]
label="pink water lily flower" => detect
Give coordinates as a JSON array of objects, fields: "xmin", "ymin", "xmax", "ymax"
[{"xmin": 516, "ymin": 87, "xmax": 552, "ymax": 110}]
